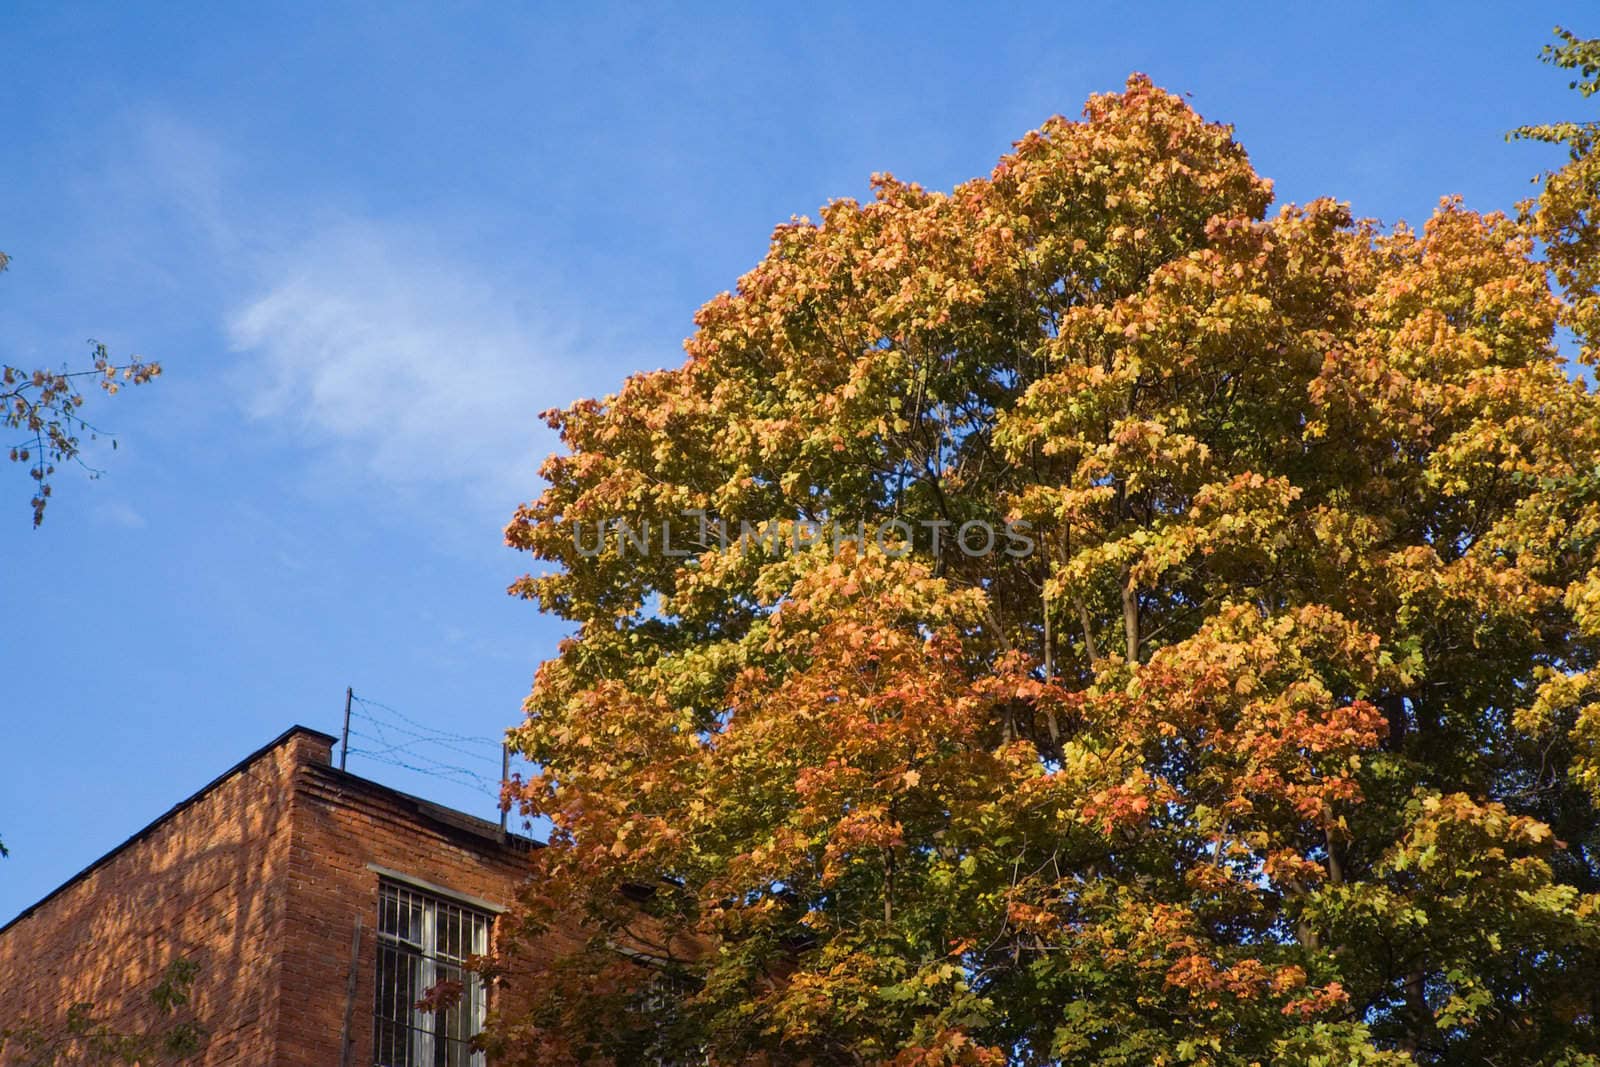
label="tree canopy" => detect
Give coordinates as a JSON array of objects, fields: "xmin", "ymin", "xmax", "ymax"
[{"xmin": 497, "ymin": 56, "xmax": 1600, "ymax": 1065}]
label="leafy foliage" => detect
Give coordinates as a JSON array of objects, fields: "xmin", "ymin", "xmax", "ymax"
[
  {"xmin": 1, "ymin": 250, "xmax": 160, "ymax": 527},
  {"xmin": 1514, "ymin": 27, "xmax": 1600, "ymax": 362},
  {"xmin": 497, "ymin": 65, "xmax": 1600, "ymax": 1065}
]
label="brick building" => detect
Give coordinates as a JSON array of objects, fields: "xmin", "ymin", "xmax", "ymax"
[{"xmin": 0, "ymin": 725, "xmax": 545, "ymax": 1066}]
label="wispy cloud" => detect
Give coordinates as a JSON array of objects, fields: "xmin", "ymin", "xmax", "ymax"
[
  {"xmin": 70, "ymin": 110, "xmax": 634, "ymax": 521},
  {"xmin": 94, "ymin": 499, "xmax": 147, "ymax": 529},
  {"xmin": 227, "ymin": 222, "xmax": 580, "ymax": 510}
]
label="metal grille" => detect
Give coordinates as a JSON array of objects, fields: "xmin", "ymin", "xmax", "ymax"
[
  {"xmin": 634, "ymin": 966, "xmax": 705, "ymax": 1066},
  {"xmin": 374, "ymin": 881, "xmax": 491, "ymax": 1067}
]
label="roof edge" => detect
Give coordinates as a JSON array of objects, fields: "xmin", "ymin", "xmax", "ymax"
[
  {"xmin": 0, "ymin": 725, "xmax": 336, "ymax": 937},
  {"xmin": 310, "ymin": 762, "xmax": 542, "ymax": 850}
]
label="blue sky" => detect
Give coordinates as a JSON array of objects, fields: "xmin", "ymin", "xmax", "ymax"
[{"xmin": 0, "ymin": 1, "xmax": 1586, "ymax": 921}]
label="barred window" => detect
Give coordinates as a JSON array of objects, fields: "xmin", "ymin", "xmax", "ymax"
[
  {"xmin": 630, "ymin": 963, "xmax": 705, "ymax": 1067},
  {"xmin": 374, "ymin": 880, "xmax": 492, "ymax": 1067}
]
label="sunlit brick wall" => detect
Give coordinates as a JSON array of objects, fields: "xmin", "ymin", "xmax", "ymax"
[
  {"xmin": 274, "ymin": 760, "xmax": 543, "ymax": 1064},
  {"xmin": 0, "ymin": 728, "xmax": 549, "ymax": 1066},
  {"xmin": 0, "ymin": 730, "xmax": 319, "ymax": 1064}
]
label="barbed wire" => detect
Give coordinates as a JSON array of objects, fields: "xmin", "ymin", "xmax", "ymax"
[
  {"xmin": 348, "ymin": 708, "xmax": 500, "ymax": 766},
  {"xmin": 340, "ymin": 692, "xmax": 530, "ymax": 813},
  {"xmin": 351, "ymin": 694, "xmax": 507, "ymax": 749},
  {"xmin": 341, "ymin": 743, "xmax": 504, "ymax": 800}
]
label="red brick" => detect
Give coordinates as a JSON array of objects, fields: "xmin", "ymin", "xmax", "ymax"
[{"xmin": 0, "ymin": 727, "xmax": 548, "ymax": 1066}]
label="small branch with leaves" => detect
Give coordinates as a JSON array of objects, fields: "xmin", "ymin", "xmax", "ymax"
[{"xmin": 1, "ymin": 250, "xmax": 160, "ymax": 526}]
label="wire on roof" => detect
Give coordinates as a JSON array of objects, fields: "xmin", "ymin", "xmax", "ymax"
[{"xmin": 339, "ymin": 691, "xmax": 531, "ymax": 814}]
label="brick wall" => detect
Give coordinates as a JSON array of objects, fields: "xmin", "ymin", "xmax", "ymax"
[
  {"xmin": 0, "ymin": 729, "xmax": 319, "ymax": 1065},
  {"xmin": 0, "ymin": 727, "xmax": 546, "ymax": 1067},
  {"xmin": 275, "ymin": 756, "xmax": 539, "ymax": 1064}
]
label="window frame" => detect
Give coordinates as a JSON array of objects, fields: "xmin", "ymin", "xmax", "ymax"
[{"xmin": 372, "ymin": 875, "xmax": 495, "ymax": 1067}]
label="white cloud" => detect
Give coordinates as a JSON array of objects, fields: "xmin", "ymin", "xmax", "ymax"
[
  {"xmin": 94, "ymin": 499, "xmax": 147, "ymax": 529},
  {"xmin": 227, "ymin": 222, "xmax": 582, "ymax": 510},
  {"xmin": 73, "ymin": 110, "xmax": 627, "ymax": 521}
]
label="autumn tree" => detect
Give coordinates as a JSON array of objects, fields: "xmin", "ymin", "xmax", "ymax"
[
  {"xmin": 1516, "ymin": 27, "xmax": 1600, "ymax": 362},
  {"xmin": 2, "ymin": 250, "xmax": 160, "ymax": 527},
  {"xmin": 497, "ymin": 70, "xmax": 1600, "ymax": 1065}
]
